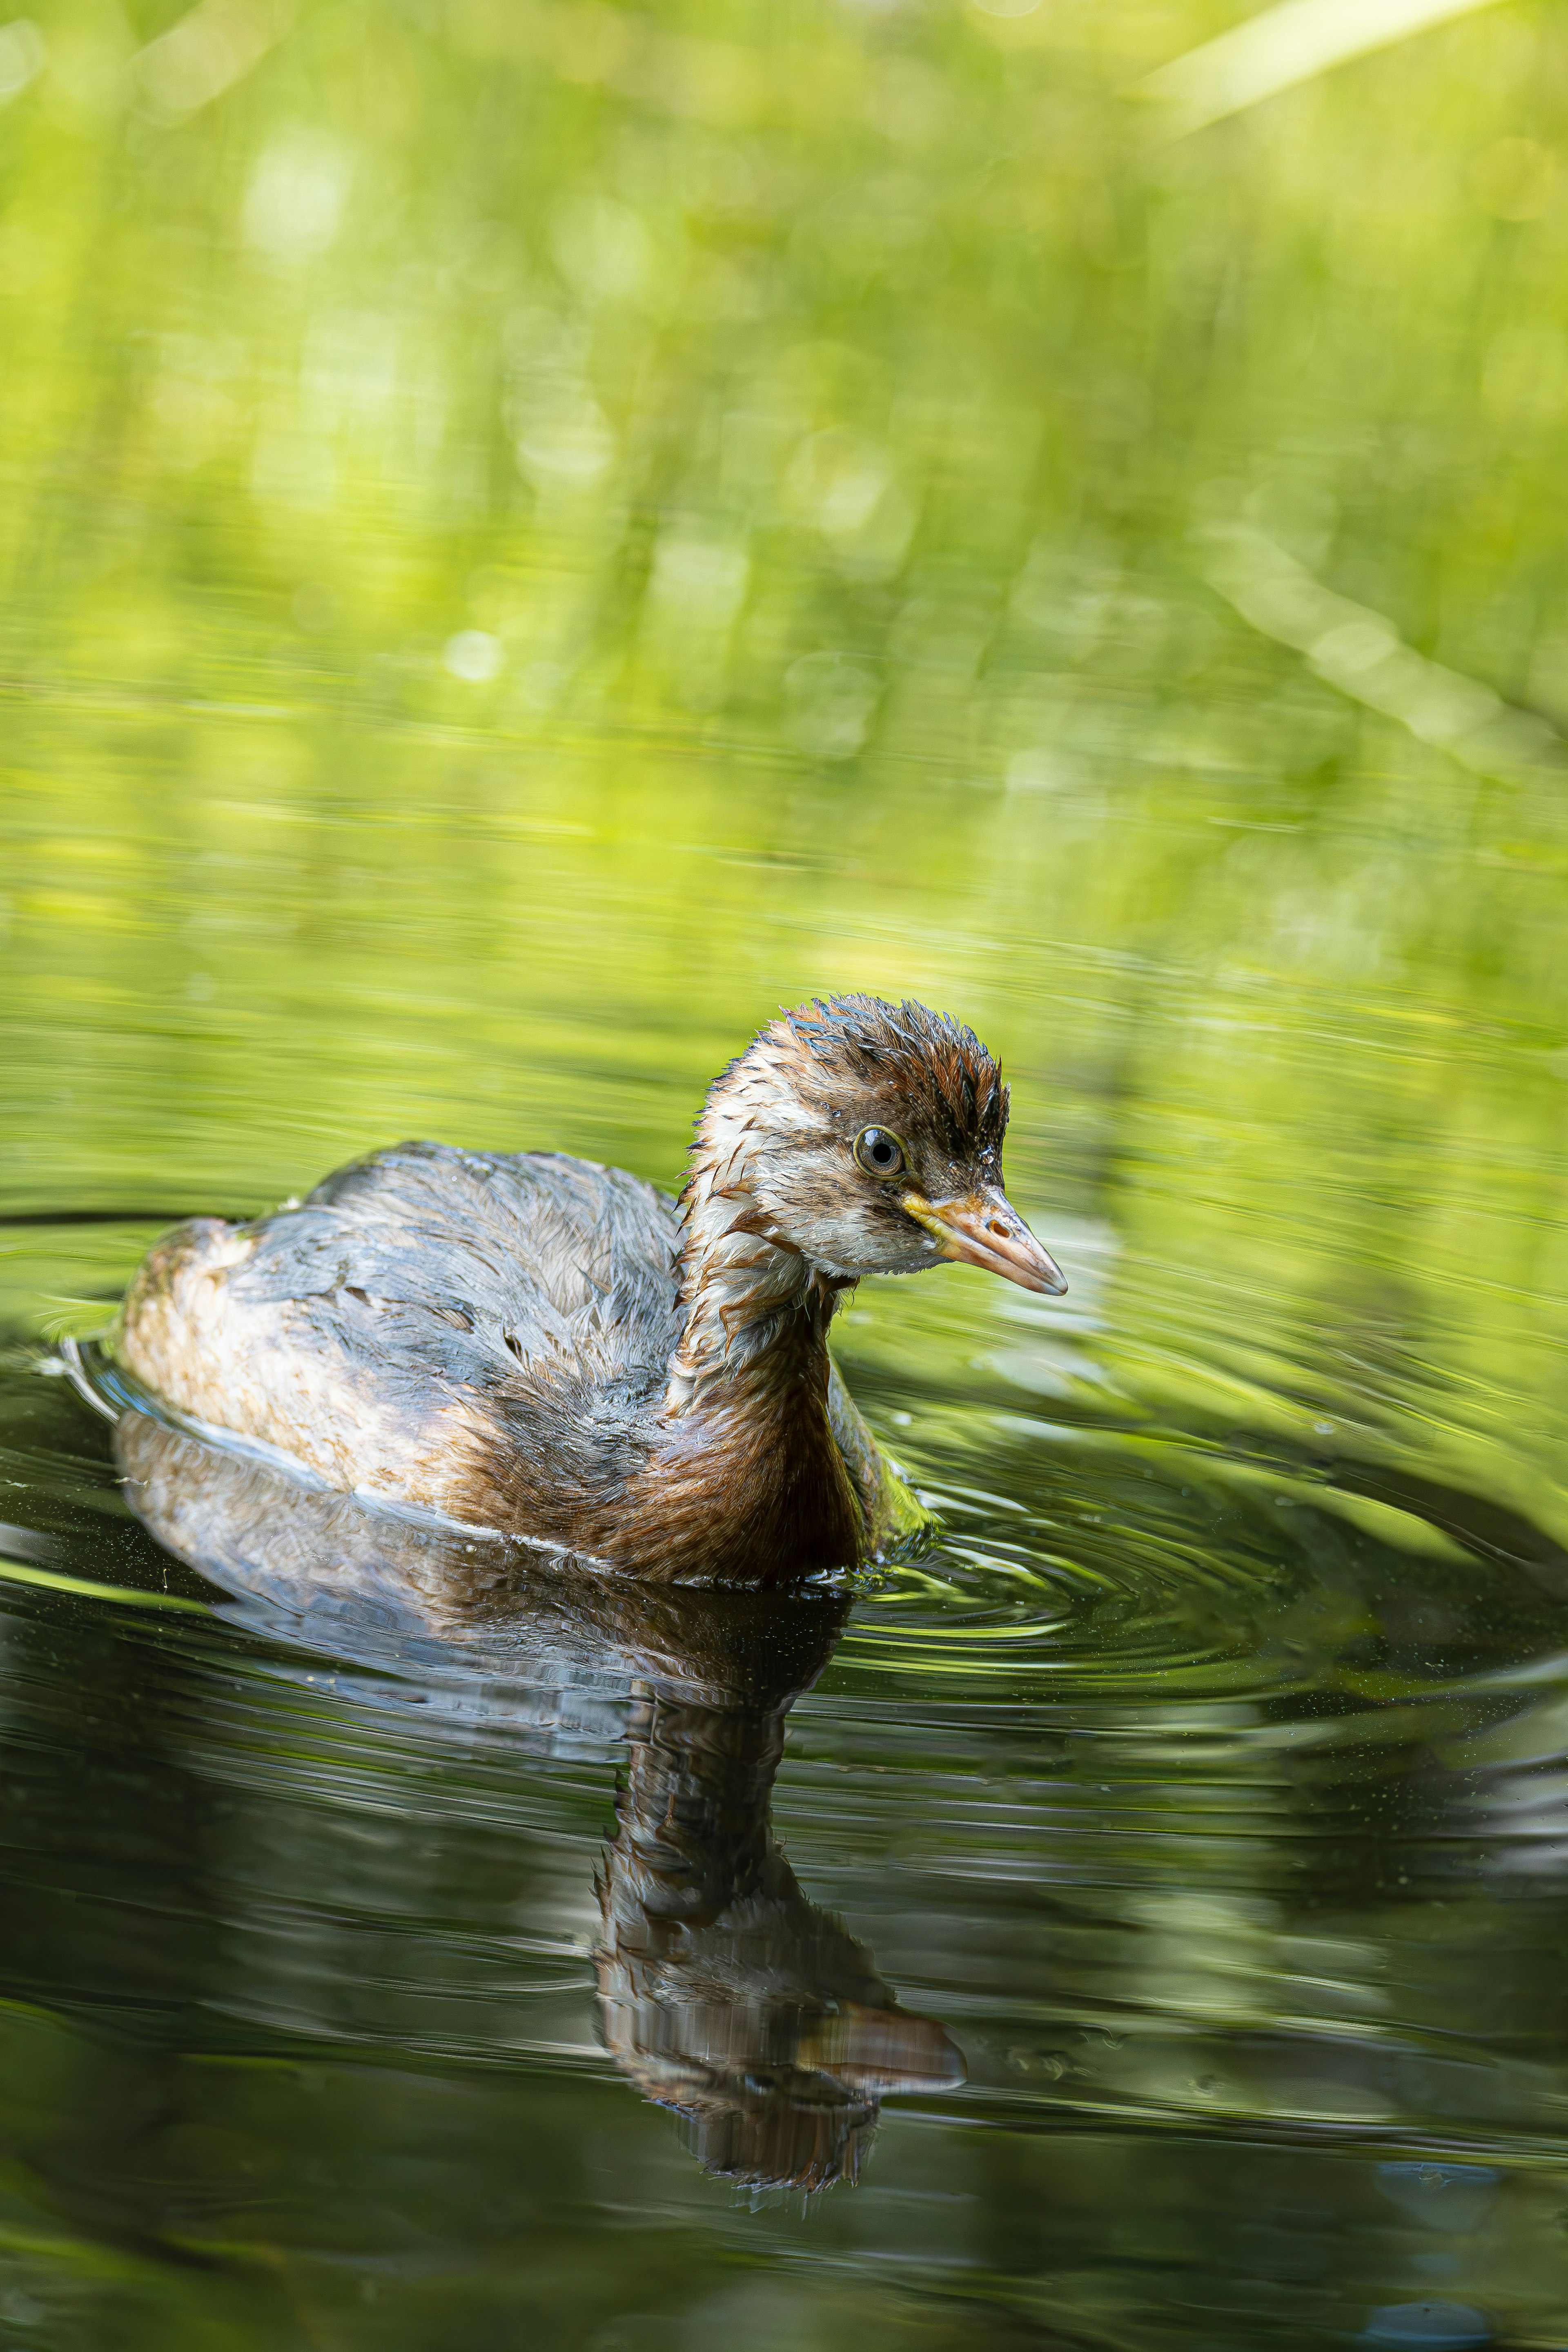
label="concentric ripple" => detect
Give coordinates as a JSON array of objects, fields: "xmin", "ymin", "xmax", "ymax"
[{"xmin": 5, "ymin": 1215, "xmax": 1564, "ymax": 1732}]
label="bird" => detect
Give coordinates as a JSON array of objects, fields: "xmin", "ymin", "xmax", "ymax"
[{"xmin": 111, "ymin": 992, "xmax": 1066, "ymax": 1585}]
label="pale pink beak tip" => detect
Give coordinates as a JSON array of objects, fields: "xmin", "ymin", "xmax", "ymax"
[{"xmin": 913, "ymin": 1190, "xmax": 1068, "ymax": 1297}]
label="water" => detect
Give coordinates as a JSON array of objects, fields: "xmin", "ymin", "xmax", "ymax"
[{"xmin": 6, "ymin": 0, "xmax": 1568, "ymax": 2343}]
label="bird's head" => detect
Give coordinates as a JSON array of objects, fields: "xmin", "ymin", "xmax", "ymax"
[{"xmin": 688, "ymin": 993, "xmax": 1066, "ymax": 1297}]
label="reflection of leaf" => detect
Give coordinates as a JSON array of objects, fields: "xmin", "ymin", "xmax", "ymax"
[
  {"xmin": 784, "ymin": 651, "xmax": 880, "ymax": 760},
  {"xmin": 511, "ymin": 381, "xmax": 618, "ymax": 491},
  {"xmin": 36, "ymin": 1296, "xmax": 117, "ymax": 1344}
]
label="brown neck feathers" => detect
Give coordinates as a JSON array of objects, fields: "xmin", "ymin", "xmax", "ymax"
[{"xmin": 601, "ymin": 1112, "xmax": 860, "ymax": 1584}]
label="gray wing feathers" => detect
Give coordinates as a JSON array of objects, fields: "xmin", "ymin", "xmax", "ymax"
[{"xmin": 234, "ymin": 1143, "xmax": 684, "ymax": 1405}]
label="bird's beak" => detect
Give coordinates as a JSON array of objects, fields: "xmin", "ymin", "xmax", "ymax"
[{"xmin": 900, "ymin": 1186, "xmax": 1068, "ymax": 1297}]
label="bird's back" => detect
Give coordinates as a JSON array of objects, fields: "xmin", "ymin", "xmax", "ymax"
[
  {"xmin": 115, "ymin": 1142, "xmax": 686, "ymax": 1528},
  {"xmin": 292, "ymin": 1141, "xmax": 684, "ymax": 1392}
]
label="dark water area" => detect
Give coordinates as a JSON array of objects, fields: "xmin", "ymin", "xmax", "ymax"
[
  {"xmin": 7, "ymin": 0, "xmax": 1568, "ymax": 2343},
  {"xmin": 4, "ymin": 1213, "xmax": 1568, "ymax": 2350}
]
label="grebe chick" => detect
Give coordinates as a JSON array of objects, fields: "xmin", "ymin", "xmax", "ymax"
[{"xmin": 113, "ymin": 993, "xmax": 1066, "ymax": 1585}]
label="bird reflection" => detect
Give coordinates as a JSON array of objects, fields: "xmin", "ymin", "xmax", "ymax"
[
  {"xmin": 114, "ymin": 1408, "xmax": 964, "ymax": 2191},
  {"xmin": 599, "ymin": 1674, "xmax": 962, "ymax": 2189}
]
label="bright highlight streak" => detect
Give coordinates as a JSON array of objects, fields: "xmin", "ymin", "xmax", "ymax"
[
  {"xmin": 1200, "ymin": 520, "xmax": 1562, "ymax": 783},
  {"xmin": 1131, "ymin": 0, "xmax": 1512, "ymax": 137}
]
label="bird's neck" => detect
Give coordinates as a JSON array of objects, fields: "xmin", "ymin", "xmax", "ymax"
[
  {"xmin": 664, "ymin": 1157, "xmax": 843, "ymax": 1420},
  {"xmin": 604, "ymin": 1689, "xmax": 786, "ymax": 1931},
  {"xmin": 606, "ymin": 1150, "xmax": 862, "ymax": 1582}
]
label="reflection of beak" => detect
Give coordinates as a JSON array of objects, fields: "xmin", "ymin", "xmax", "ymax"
[
  {"xmin": 796, "ymin": 2003, "xmax": 967, "ymax": 2094},
  {"xmin": 902, "ymin": 1186, "xmax": 1068, "ymax": 1297}
]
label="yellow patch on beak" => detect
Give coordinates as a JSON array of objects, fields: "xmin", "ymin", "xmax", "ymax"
[{"xmin": 901, "ymin": 1189, "xmax": 1067, "ymax": 1296}]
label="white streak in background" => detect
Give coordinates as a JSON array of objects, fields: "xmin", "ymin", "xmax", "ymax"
[
  {"xmin": 1131, "ymin": 0, "xmax": 1510, "ymax": 138},
  {"xmin": 0, "ymin": 19, "xmax": 45, "ymax": 105},
  {"xmin": 136, "ymin": 0, "xmax": 294, "ymax": 118},
  {"xmin": 1201, "ymin": 520, "xmax": 1562, "ymax": 780},
  {"xmin": 0, "ymin": 1521, "xmax": 58, "ymax": 1563}
]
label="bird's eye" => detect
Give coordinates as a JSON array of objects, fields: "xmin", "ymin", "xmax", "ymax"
[{"xmin": 854, "ymin": 1126, "xmax": 906, "ymax": 1179}]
